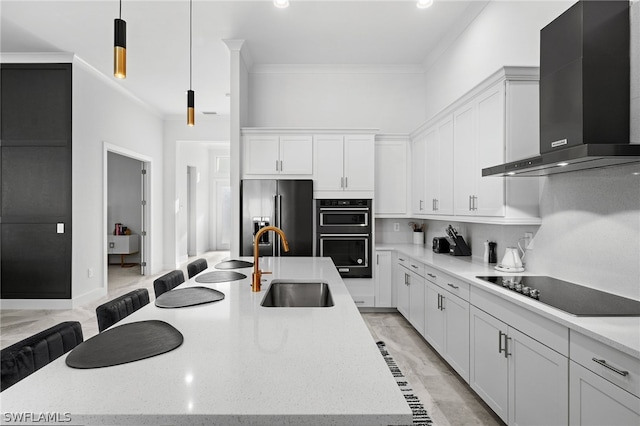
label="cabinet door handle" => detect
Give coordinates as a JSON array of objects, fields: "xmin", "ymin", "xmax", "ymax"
[
  {"xmin": 437, "ymin": 294, "xmax": 441, "ymax": 310},
  {"xmin": 419, "ymin": 199, "xmax": 424, "ymax": 211},
  {"xmin": 474, "ymin": 195, "xmax": 478, "ymax": 211},
  {"xmin": 280, "ymin": 160, "xmax": 283, "ymax": 171},
  {"xmin": 440, "ymin": 294, "xmax": 445, "ymax": 310},
  {"xmin": 505, "ymin": 336, "xmax": 512, "ymax": 358},
  {"xmin": 345, "ymin": 176, "xmax": 348, "ymax": 188},
  {"xmin": 275, "ymin": 160, "xmax": 279, "ymax": 171},
  {"xmin": 592, "ymin": 358, "xmax": 629, "ymax": 376},
  {"xmin": 469, "ymin": 195, "xmax": 473, "ymax": 211},
  {"xmin": 340, "ymin": 177, "xmax": 344, "ymax": 188},
  {"xmin": 447, "ymin": 283, "xmax": 459, "ymax": 289},
  {"xmin": 498, "ymin": 331, "xmax": 506, "ymax": 355}
]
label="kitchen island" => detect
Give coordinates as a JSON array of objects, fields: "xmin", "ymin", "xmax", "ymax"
[{"xmin": 0, "ymin": 257, "xmax": 412, "ymax": 425}]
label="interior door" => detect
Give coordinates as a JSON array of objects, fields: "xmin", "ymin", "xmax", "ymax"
[{"xmin": 1, "ymin": 63, "xmax": 72, "ymax": 299}]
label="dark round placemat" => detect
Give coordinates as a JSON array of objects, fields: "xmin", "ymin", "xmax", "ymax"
[
  {"xmin": 155, "ymin": 287, "xmax": 225, "ymax": 308},
  {"xmin": 214, "ymin": 260, "xmax": 254, "ymax": 269},
  {"xmin": 66, "ymin": 320, "xmax": 183, "ymax": 369},
  {"xmin": 195, "ymin": 270, "xmax": 247, "ymax": 283}
]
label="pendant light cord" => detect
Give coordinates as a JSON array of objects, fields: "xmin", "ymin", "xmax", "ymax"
[
  {"xmin": 189, "ymin": 0, "xmax": 193, "ymax": 91},
  {"xmin": 119, "ymin": 0, "xmax": 122, "ymax": 19}
]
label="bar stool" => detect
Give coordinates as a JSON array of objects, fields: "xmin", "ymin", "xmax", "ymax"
[
  {"xmin": 1, "ymin": 321, "xmax": 83, "ymax": 391},
  {"xmin": 153, "ymin": 270, "xmax": 185, "ymax": 298},
  {"xmin": 187, "ymin": 258, "xmax": 208, "ymax": 279},
  {"xmin": 95, "ymin": 288, "xmax": 150, "ymax": 332}
]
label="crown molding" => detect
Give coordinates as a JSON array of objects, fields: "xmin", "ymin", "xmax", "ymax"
[
  {"xmin": 250, "ymin": 63, "xmax": 424, "ymax": 75},
  {"xmin": 375, "ymin": 133, "xmax": 410, "ymax": 142},
  {"xmin": 0, "ymin": 52, "xmax": 74, "ymax": 63},
  {"xmin": 242, "ymin": 127, "xmax": 379, "ymax": 135}
]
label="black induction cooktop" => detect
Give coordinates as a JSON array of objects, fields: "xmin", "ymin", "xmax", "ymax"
[{"xmin": 476, "ymin": 276, "xmax": 640, "ymax": 317}]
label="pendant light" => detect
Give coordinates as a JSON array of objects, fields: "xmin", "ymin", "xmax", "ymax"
[
  {"xmin": 187, "ymin": 0, "xmax": 195, "ymax": 126},
  {"xmin": 114, "ymin": 0, "xmax": 126, "ymax": 78}
]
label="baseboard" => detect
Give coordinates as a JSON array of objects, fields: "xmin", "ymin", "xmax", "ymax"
[{"xmin": 0, "ymin": 287, "xmax": 107, "ymax": 310}]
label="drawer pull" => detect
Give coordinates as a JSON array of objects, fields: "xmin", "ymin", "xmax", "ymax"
[
  {"xmin": 398, "ymin": 258, "xmax": 405, "ymax": 261},
  {"xmin": 427, "ymin": 273, "xmax": 436, "ymax": 278},
  {"xmin": 592, "ymin": 358, "xmax": 629, "ymax": 376},
  {"xmin": 411, "ymin": 264, "xmax": 419, "ymax": 269},
  {"xmin": 447, "ymin": 283, "xmax": 459, "ymax": 289}
]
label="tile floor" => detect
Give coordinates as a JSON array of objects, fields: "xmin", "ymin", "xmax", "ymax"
[{"xmin": 0, "ymin": 251, "xmax": 503, "ymax": 425}]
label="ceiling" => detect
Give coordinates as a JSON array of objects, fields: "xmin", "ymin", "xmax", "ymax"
[{"xmin": 1, "ymin": 0, "xmax": 487, "ymax": 119}]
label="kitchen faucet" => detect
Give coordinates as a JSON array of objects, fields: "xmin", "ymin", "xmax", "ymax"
[{"xmin": 252, "ymin": 226, "xmax": 289, "ymax": 292}]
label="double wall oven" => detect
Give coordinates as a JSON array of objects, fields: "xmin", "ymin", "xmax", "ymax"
[{"xmin": 316, "ymin": 199, "xmax": 372, "ymax": 278}]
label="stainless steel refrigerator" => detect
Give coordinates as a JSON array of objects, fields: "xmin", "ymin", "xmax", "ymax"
[{"xmin": 240, "ymin": 179, "xmax": 313, "ymax": 257}]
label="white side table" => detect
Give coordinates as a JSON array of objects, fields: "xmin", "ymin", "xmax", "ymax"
[{"xmin": 107, "ymin": 234, "xmax": 140, "ymax": 267}]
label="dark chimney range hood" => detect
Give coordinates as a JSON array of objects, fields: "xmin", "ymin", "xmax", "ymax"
[{"xmin": 483, "ymin": 0, "xmax": 640, "ymax": 177}]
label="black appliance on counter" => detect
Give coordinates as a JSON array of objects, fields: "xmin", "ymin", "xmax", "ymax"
[
  {"xmin": 445, "ymin": 224, "xmax": 471, "ymax": 256},
  {"xmin": 483, "ymin": 0, "xmax": 640, "ymax": 177},
  {"xmin": 240, "ymin": 179, "xmax": 313, "ymax": 257},
  {"xmin": 432, "ymin": 237, "xmax": 450, "ymax": 254},
  {"xmin": 476, "ymin": 276, "xmax": 640, "ymax": 316},
  {"xmin": 316, "ymin": 199, "xmax": 372, "ymax": 278}
]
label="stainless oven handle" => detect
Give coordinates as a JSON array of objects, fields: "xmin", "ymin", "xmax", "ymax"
[
  {"xmin": 319, "ymin": 208, "xmax": 370, "ymax": 211},
  {"xmin": 319, "ymin": 234, "xmax": 370, "ymax": 237}
]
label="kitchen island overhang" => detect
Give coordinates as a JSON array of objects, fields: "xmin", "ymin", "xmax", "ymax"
[{"xmin": 0, "ymin": 257, "xmax": 412, "ymax": 426}]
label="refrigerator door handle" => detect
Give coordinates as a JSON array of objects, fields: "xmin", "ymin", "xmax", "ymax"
[{"xmin": 276, "ymin": 194, "xmax": 282, "ymax": 256}]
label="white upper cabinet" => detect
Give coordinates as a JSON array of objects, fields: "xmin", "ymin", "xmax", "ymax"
[
  {"xmin": 411, "ymin": 133, "xmax": 427, "ymax": 215},
  {"xmin": 425, "ymin": 116, "xmax": 454, "ymax": 215},
  {"xmin": 411, "ymin": 67, "xmax": 541, "ymax": 224},
  {"xmin": 243, "ymin": 133, "xmax": 313, "ymax": 176},
  {"xmin": 453, "ymin": 83, "xmax": 505, "ymax": 217},
  {"xmin": 375, "ymin": 137, "xmax": 408, "ymax": 216},
  {"xmin": 314, "ymin": 133, "xmax": 375, "ymax": 198}
]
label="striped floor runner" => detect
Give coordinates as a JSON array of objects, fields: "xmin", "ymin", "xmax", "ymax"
[{"xmin": 377, "ymin": 341, "xmax": 434, "ymax": 426}]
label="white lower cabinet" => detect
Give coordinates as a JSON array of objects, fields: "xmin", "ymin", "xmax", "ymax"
[
  {"xmin": 395, "ymin": 258, "xmax": 410, "ymax": 318},
  {"xmin": 394, "ymin": 256, "xmax": 425, "ymax": 335},
  {"xmin": 424, "ymin": 279, "xmax": 470, "ymax": 382},
  {"xmin": 470, "ymin": 306, "xmax": 569, "ymax": 425},
  {"xmin": 569, "ymin": 330, "xmax": 640, "ymax": 425},
  {"xmin": 569, "ymin": 361, "xmax": 640, "ymax": 426},
  {"xmin": 374, "ymin": 250, "xmax": 393, "ymax": 308},
  {"xmin": 407, "ymin": 270, "xmax": 425, "ymax": 336}
]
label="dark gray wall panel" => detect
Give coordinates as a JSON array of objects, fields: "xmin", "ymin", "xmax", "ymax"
[
  {"xmin": 0, "ymin": 65, "xmax": 72, "ymax": 145},
  {"xmin": 1, "ymin": 146, "xmax": 71, "ymax": 219},
  {"xmin": 1, "ymin": 224, "xmax": 71, "ymax": 298}
]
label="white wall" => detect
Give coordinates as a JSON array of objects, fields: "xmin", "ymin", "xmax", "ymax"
[
  {"xmin": 107, "ymin": 152, "xmax": 142, "ymax": 264},
  {"xmin": 394, "ymin": 0, "xmax": 640, "ymax": 299},
  {"xmin": 176, "ymin": 142, "xmax": 212, "ymax": 262},
  {"xmin": 248, "ymin": 66, "xmax": 425, "ymax": 134},
  {"xmin": 422, "ymin": 0, "xmax": 571, "ymax": 120},
  {"xmin": 163, "ymin": 116, "xmax": 230, "ymax": 268},
  {"xmin": 73, "ymin": 57, "xmax": 164, "ymax": 305}
]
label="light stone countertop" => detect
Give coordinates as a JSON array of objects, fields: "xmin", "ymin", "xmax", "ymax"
[
  {"xmin": 378, "ymin": 243, "xmax": 640, "ymax": 359},
  {"xmin": 0, "ymin": 257, "xmax": 412, "ymax": 426}
]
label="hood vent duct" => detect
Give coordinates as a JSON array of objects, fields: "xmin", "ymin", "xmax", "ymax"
[{"xmin": 483, "ymin": 0, "xmax": 640, "ymax": 177}]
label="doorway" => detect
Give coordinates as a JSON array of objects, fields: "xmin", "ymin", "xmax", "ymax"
[
  {"xmin": 187, "ymin": 166, "xmax": 198, "ymax": 257},
  {"xmin": 105, "ymin": 146, "xmax": 151, "ymax": 291}
]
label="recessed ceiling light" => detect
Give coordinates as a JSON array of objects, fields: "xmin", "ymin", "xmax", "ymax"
[
  {"xmin": 632, "ymin": 172, "xmax": 640, "ymax": 176},
  {"xmin": 417, "ymin": 0, "xmax": 434, "ymax": 9},
  {"xmin": 274, "ymin": 0, "xmax": 289, "ymax": 8},
  {"xmin": 556, "ymin": 162, "xmax": 569, "ymax": 167}
]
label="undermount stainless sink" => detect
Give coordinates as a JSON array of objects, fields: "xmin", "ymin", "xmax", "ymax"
[{"xmin": 260, "ymin": 280, "xmax": 334, "ymax": 308}]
